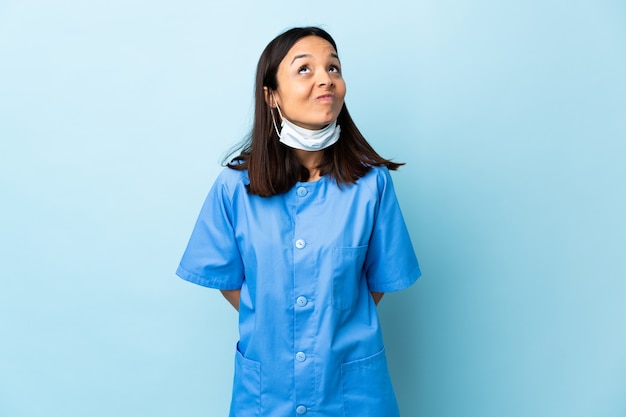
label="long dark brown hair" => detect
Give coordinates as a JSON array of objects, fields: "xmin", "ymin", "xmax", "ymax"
[{"xmin": 227, "ymin": 26, "xmax": 403, "ymax": 197}]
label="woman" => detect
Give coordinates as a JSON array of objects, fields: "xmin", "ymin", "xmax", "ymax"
[{"xmin": 177, "ymin": 26, "xmax": 421, "ymax": 417}]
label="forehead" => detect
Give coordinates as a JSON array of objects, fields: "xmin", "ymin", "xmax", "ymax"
[{"xmin": 283, "ymin": 36, "xmax": 338, "ymax": 61}]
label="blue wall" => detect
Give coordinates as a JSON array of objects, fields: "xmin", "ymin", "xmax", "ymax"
[{"xmin": 1, "ymin": 1, "xmax": 625, "ymax": 416}]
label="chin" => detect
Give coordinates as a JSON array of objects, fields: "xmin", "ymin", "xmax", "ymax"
[{"xmin": 318, "ymin": 116, "xmax": 337, "ymax": 126}]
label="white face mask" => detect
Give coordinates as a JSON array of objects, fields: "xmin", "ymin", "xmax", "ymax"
[{"xmin": 270, "ymin": 98, "xmax": 341, "ymax": 151}]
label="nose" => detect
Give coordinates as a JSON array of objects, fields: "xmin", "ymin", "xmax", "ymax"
[{"xmin": 317, "ymin": 69, "xmax": 334, "ymax": 88}]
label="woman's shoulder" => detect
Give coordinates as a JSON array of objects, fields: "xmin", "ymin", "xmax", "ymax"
[
  {"xmin": 365, "ymin": 164, "xmax": 391, "ymax": 177},
  {"xmin": 350, "ymin": 165, "xmax": 400, "ymax": 199},
  {"xmin": 214, "ymin": 165, "xmax": 250, "ymax": 193},
  {"xmin": 359, "ymin": 165, "xmax": 393, "ymax": 187}
]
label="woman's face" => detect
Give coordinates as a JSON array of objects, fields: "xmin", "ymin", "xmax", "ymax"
[{"xmin": 270, "ymin": 36, "xmax": 346, "ymax": 130}]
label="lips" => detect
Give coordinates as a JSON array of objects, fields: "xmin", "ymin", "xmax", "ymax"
[{"xmin": 316, "ymin": 94, "xmax": 334, "ymax": 102}]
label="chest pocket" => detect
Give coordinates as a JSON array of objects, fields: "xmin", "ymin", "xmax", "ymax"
[{"xmin": 331, "ymin": 245, "xmax": 368, "ymax": 311}]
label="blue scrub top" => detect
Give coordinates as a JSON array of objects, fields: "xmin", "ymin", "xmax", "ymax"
[{"xmin": 177, "ymin": 165, "xmax": 421, "ymax": 417}]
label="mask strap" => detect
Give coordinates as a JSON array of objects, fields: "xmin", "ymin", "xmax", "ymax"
[{"xmin": 270, "ymin": 92, "xmax": 283, "ymax": 137}]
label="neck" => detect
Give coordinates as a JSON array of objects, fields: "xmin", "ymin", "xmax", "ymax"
[{"xmin": 293, "ymin": 149, "xmax": 323, "ymax": 182}]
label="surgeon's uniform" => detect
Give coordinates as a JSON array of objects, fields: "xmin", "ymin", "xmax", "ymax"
[{"xmin": 177, "ymin": 165, "xmax": 421, "ymax": 417}]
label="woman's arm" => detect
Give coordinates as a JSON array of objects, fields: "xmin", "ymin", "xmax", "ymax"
[
  {"xmin": 220, "ymin": 290, "xmax": 241, "ymax": 311},
  {"xmin": 371, "ymin": 292, "xmax": 384, "ymax": 306}
]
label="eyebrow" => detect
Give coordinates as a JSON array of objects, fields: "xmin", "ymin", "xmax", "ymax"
[{"xmin": 291, "ymin": 53, "xmax": 340, "ymax": 65}]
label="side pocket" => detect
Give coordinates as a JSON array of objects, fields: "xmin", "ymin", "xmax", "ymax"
[
  {"xmin": 341, "ymin": 347, "xmax": 400, "ymax": 417},
  {"xmin": 229, "ymin": 344, "xmax": 261, "ymax": 417},
  {"xmin": 332, "ymin": 245, "xmax": 368, "ymax": 311}
]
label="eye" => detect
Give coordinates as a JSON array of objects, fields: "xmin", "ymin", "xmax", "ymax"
[
  {"xmin": 329, "ymin": 64, "xmax": 341, "ymax": 73},
  {"xmin": 298, "ymin": 66, "xmax": 310, "ymax": 74}
]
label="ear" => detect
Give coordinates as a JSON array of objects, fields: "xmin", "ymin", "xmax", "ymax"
[{"xmin": 263, "ymin": 86, "xmax": 276, "ymax": 108}]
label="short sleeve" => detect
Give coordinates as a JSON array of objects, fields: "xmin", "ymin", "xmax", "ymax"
[
  {"xmin": 176, "ymin": 170, "xmax": 245, "ymax": 290},
  {"xmin": 364, "ymin": 168, "xmax": 421, "ymax": 292}
]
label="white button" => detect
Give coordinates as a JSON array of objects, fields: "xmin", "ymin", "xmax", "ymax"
[
  {"xmin": 296, "ymin": 352, "xmax": 306, "ymax": 362},
  {"xmin": 295, "ymin": 239, "xmax": 306, "ymax": 249},
  {"xmin": 296, "ymin": 187, "xmax": 308, "ymax": 197},
  {"xmin": 296, "ymin": 405, "xmax": 307, "ymax": 415},
  {"xmin": 296, "ymin": 296, "xmax": 308, "ymax": 307}
]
